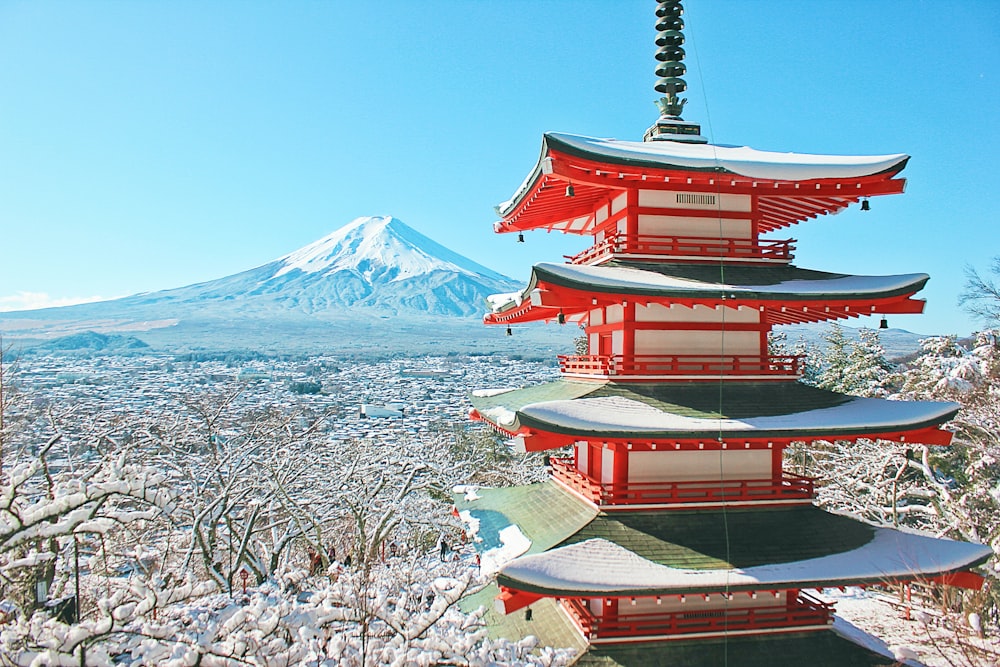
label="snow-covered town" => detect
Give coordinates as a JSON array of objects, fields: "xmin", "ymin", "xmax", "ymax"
[{"xmin": 2, "ymin": 327, "xmax": 1000, "ymax": 665}]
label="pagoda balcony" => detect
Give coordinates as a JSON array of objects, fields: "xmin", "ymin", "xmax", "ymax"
[
  {"xmin": 565, "ymin": 233, "xmax": 795, "ymax": 265},
  {"xmin": 557, "ymin": 354, "xmax": 806, "ymax": 380},
  {"xmin": 549, "ymin": 456, "xmax": 816, "ymax": 507},
  {"xmin": 561, "ymin": 592, "xmax": 833, "ymax": 641}
]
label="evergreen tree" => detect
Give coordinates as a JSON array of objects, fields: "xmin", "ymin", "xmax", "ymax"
[
  {"xmin": 843, "ymin": 328, "xmax": 893, "ymax": 397},
  {"xmin": 815, "ymin": 323, "xmax": 852, "ymax": 393}
]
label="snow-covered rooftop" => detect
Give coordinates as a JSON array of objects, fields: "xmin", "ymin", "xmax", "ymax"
[
  {"xmin": 497, "ymin": 532, "xmax": 992, "ymax": 596},
  {"xmin": 470, "ymin": 380, "xmax": 959, "ymax": 442},
  {"xmin": 497, "ymin": 132, "xmax": 909, "ymax": 217},
  {"xmin": 488, "ymin": 263, "xmax": 929, "ymax": 314},
  {"xmin": 518, "ymin": 393, "xmax": 958, "ymax": 439},
  {"xmin": 549, "ymin": 133, "xmax": 909, "ymax": 181}
]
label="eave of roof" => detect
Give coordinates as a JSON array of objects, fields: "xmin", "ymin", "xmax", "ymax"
[
  {"xmin": 471, "ymin": 380, "xmax": 959, "ymax": 443},
  {"xmin": 547, "ymin": 133, "xmax": 909, "ymax": 181},
  {"xmin": 497, "ymin": 132, "xmax": 909, "ymax": 220},
  {"xmin": 458, "ymin": 483, "xmax": 991, "ymax": 598},
  {"xmin": 488, "ymin": 262, "xmax": 929, "ymax": 315},
  {"xmin": 496, "ymin": 530, "xmax": 992, "ymax": 597}
]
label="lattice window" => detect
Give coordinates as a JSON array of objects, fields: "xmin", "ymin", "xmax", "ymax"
[{"xmin": 676, "ymin": 193, "xmax": 717, "ymax": 205}]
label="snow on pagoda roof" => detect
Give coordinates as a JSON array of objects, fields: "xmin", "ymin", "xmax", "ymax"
[
  {"xmin": 470, "ymin": 380, "xmax": 959, "ymax": 442},
  {"xmin": 519, "ymin": 393, "xmax": 957, "ymax": 440},
  {"xmin": 550, "ymin": 133, "xmax": 909, "ymax": 181},
  {"xmin": 497, "ymin": 531, "xmax": 993, "ymax": 597},
  {"xmin": 487, "ymin": 263, "xmax": 929, "ymax": 315},
  {"xmin": 497, "ymin": 133, "xmax": 909, "ymax": 217}
]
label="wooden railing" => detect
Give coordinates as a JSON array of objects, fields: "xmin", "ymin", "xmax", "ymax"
[
  {"xmin": 549, "ymin": 456, "xmax": 816, "ymax": 506},
  {"xmin": 566, "ymin": 233, "xmax": 795, "ymax": 265},
  {"xmin": 562, "ymin": 592, "xmax": 833, "ymax": 640},
  {"xmin": 557, "ymin": 354, "xmax": 806, "ymax": 379}
]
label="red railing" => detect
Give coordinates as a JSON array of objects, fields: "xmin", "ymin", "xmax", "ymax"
[
  {"xmin": 549, "ymin": 456, "xmax": 815, "ymax": 506},
  {"xmin": 562, "ymin": 592, "xmax": 833, "ymax": 640},
  {"xmin": 557, "ymin": 354, "xmax": 806, "ymax": 378},
  {"xmin": 566, "ymin": 233, "xmax": 795, "ymax": 265}
]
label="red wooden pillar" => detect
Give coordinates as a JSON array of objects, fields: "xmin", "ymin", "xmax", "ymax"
[
  {"xmin": 612, "ymin": 446, "xmax": 629, "ymax": 500},
  {"xmin": 604, "ymin": 597, "xmax": 619, "ymax": 632},
  {"xmin": 625, "ymin": 188, "xmax": 639, "ymax": 237},
  {"xmin": 623, "ymin": 302, "xmax": 636, "ymax": 359},
  {"xmin": 772, "ymin": 444, "xmax": 784, "ymax": 482},
  {"xmin": 589, "ymin": 443, "xmax": 603, "ymax": 481}
]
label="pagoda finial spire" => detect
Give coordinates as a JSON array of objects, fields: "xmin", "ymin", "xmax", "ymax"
[
  {"xmin": 644, "ymin": 0, "xmax": 707, "ymax": 143},
  {"xmin": 654, "ymin": 0, "xmax": 687, "ymax": 117}
]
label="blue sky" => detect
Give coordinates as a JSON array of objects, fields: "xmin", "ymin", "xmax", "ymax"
[{"xmin": 1, "ymin": 1, "xmax": 997, "ymax": 336}]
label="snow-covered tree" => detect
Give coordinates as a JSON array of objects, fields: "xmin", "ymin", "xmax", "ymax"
[
  {"xmin": 844, "ymin": 328, "xmax": 894, "ymax": 397},
  {"xmin": 0, "ymin": 364, "xmax": 574, "ymax": 666},
  {"xmin": 816, "ymin": 322, "xmax": 892, "ymax": 396}
]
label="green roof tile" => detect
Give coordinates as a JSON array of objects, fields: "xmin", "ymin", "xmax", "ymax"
[
  {"xmin": 455, "ymin": 481, "xmax": 597, "ymax": 555},
  {"xmin": 558, "ymin": 505, "xmax": 875, "ymax": 569},
  {"xmin": 460, "ymin": 582, "xmax": 588, "ymax": 655},
  {"xmin": 575, "ymin": 631, "xmax": 898, "ymax": 667}
]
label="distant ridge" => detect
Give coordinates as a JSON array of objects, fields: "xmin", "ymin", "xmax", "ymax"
[{"xmin": 0, "ymin": 216, "xmax": 528, "ymax": 351}]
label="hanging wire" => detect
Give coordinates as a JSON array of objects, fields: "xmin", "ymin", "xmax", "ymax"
[{"xmin": 684, "ymin": 5, "xmax": 733, "ymax": 662}]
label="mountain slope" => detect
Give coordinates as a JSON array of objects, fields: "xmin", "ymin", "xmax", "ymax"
[
  {"xmin": 0, "ymin": 217, "xmax": 523, "ymax": 344},
  {"xmin": 116, "ymin": 216, "xmax": 518, "ymax": 318}
]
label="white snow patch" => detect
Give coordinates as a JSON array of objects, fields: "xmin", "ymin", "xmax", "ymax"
[
  {"xmin": 452, "ymin": 485, "xmax": 481, "ymax": 502},
  {"xmin": 499, "ymin": 532, "xmax": 991, "ymax": 594},
  {"xmin": 471, "ymin": 388, "xmax": 519, "ymax": 398},
  {"xmin": 481, "ymin": 406, "xmax": 517, "ymax": 428},
  {"xmin": 519, "ymin": 393, "xmax": 958, "ymax": 436},
  {"xmin": 480, "ymin": 525, "xmax": 532, "ymax": 577}
]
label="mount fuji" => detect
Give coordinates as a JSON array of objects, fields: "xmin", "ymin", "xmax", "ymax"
[
  {"xmin": 0, "ymin": 216, "xmax": 536, "ymax": 353},
  {"xmin": 126, "ymin": 215, "xmax": 519, "ymax": 318}
]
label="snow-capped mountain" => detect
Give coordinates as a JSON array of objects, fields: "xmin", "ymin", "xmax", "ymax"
[
  {"xmin": 0, "ymin": 216, "xmax": 528, "ymax": 351},
  {"xmin": 131, "ymin": 215, "xmax": 518, "ymax": 318}
]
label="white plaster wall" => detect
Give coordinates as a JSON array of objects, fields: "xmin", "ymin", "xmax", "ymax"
[
  {"xmin": 590, "ymin": 308, "xmax": 605, "ymax": 326},
  {"xmin": 595, "ymin": 204, "xmax": 609, "ymax": 226},
  {"xmin": 637, "ymin": 215, "xmax": 751, "ymax": 239},
  {"xmin": 576, "ymin": 443, "xmax": 588, "ymax": 473},
  {"xmin": 611, "ymin": 192, "xmax": 628, "ymax": 214},
  {"xmin": 606, "ymin": 304, "xmax": 624, "ymax": 324},
  {"xmin": 601, "ymin": 448, "xmax": 615, "ymax": 485},
  {"xmin": 623, "ymin": 593, "xmax": 784, "ymax": 615},
  {"xmin": 634, "ymin": 330, "xmax": 761, "ymax": 356},
  {"xmin": 611, "ymin": 330, "xmax": 624, "ymax": 354},
  {"xmin": 635, "ymin": 303, "xmax": 760, "ymax": 324},
  {"xmin": 627, "ymin": 450, "xmax": 772, "ymax": 482}
]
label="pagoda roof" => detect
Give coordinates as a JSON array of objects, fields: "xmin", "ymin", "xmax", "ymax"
[
  {"xmin": 499, "ymin": 530, "xmax": 991, "ymax": 597},
  {"xmin": 575, "ymin": 630, "xmax": 901, "ymax": 667},
  {"xmin": 497, "ymin": 133, "xmax": 909, "ymax": 234},
  {"xmin": 486, "ymin": 262, "xmax": 928, "ymax": 325},
  {"xmin": 470, "ymin": 380, "xmax": 958, "ymax": 448},
  {"xmin": 456, "ymin": 482, "xmax": 992, "ymax": 598}
]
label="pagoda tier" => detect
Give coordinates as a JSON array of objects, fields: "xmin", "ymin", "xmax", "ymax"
[
  {"xmin": 471, "ymin": 380, "xmax": 958, "ymax": 450},
  {"xmin": 457, "ymin": 483, "xmax": 991, "ymax": 644},
  {"xmin": 496, "ymin": 133, "xmax": 908, "ymax": 238},
  {"xmin": 486, "ymin": 262, "xmax": 927, "ymax": 327}
]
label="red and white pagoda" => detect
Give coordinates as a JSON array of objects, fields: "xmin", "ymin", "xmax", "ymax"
[{"xmin": 458, "ymin": 2, "xmax": 991, "ymax": 664}]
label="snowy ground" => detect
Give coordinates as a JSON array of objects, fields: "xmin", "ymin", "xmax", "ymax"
[{"xmin": 822, "ymin": 587, "xmax": 1000, "ymax": 666}]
